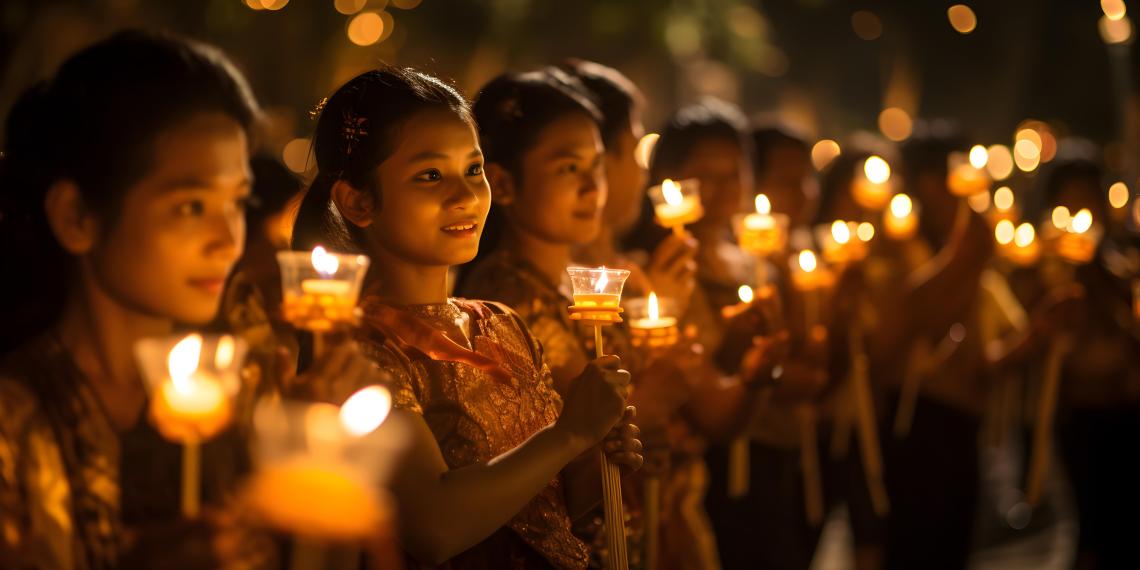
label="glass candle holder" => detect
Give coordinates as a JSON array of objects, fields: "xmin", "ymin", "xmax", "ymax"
[
  {"xmin": 567, "ymin": 266, "xmax": 631, "ymax": 325},
  {"xmin": 853, "ymin": 156, "xmax": 894, "ymax": 210},
  {"xmin": 648, "ymin": 178, "xmax": 704, "ymax": 231},
  {"xmin": 277, "ymin": 246, "xmax": 370, "ymax": 332},
  {"xmin": 734, "ymin": 193, "xmax": 789, "ymax": 256},
  {"xmin": 947, "ymin": 151, "xmax": 992, "ymax": 197},
  {"xmin": 625, "ymin": 292, "xmax": 680, "ymax": 349},
  {"xmin": 815, "ymin": 220, "xmax": 868, "ymax": 265}
]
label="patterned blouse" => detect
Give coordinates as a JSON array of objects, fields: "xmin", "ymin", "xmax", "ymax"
[{"xmin": 357, "ymin": 297, "xmax": 590, "ymax": 569}]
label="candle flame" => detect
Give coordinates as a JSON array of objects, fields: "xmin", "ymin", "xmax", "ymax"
[
  {"xmin": 1069, "ymin": 208, "xmax": 1093, "ymax": 234},
  {"xmin": 648, "ymin": 291, "xmax": 660, "ymax": 321},
  {"xmin": 857, "ymin": 222, "xmax": 875, "ymax": 242},
  {"xmin": 864, "ymin": 156, "xmax": 891, "ymax": 184},
  {"xmin": 889, "ymin": 193, "xmax": 913, "ymax": 218},
  {"xmin": 311, "ymin": 246, "xmax": 339, "ymax": 275},
  {"xmin": 755, "ymin": 194, "xmax": 771, "ymax": 215},
  {"xmin": 167, "ymin": 333, "xmax": 203, "ymax": 394},
  {"xmin": 995, "ymin": 219, "xmax": 1015, "ymax": 245},
  {"xmin": 661, "ymin": 179, "xmax": 683, "ymax": 206},
  {"xmin": 798, "ymin": 250, "xmax": 818, "ymax": 273},
  {"xmin": 339, "ymin": 385, "xmax": 392, "ymax": 436},
  {"xmin": 993, "ymin": 187, "xmax": 1014, "ymax": 212},
  {"xmin": 968, "ymin": 145, "xmax": 989, "ymax": 169},
  {"xmin": 214, "ymin": 335, "xmax": 235, "ymax": 369},
  {"xmin": 831, "ymin": 220, "xmax": 851, "ymax": 244},
  {"xmin": 1051, "ymin": 206, "xmax": 1071, "ymax": 230},
  {"xmin": 737, "ymin": 285, "xmax": 754, "ymax": 304},
  {"xmin": 1109, "ymin": 182, "xmax": 1129, "ymax": 209},
  {"xmin": 1014, "ymin": 223, "xmax": 1036, "ymax": 247},
  {"xmin": 595, "ymin": 267, "xmax": 610, "ymax": 293}
]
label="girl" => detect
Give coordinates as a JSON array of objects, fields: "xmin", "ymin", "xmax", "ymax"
[
  {"xmin": 0, "ymin": 30, "xmax": 319, "ymax": 569},
  {"xmin": 291, "ymin": 67, "xmax": 642, "ymax": 569}
]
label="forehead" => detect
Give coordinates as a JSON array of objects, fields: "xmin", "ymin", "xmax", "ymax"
[
  {"xmin": 387, "ymin": 109, "xmax": 479, "ymax": 160},
  {"xmin": 142, "ymin": 112, "xmax": 250, "ymax": 189},
  {"xmin": 530, "ymin": 113, "xmax": 603, "ymax": 155},
  {"xmin": 682, "ymin": 137, "xmax": 742, "ymax": 171}
]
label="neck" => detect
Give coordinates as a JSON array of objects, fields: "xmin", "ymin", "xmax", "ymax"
[
  {"xmin": 575, "ymin": 225, "xmax": 617, "ymax": 266},
  {"xmin": 54, "ymin": 269, "xmax": 173, "ymax": 429},
  {"xmin": 503, "ymin": 224, "xmax": 573, "ymax": 285},
  {"xmin": 366, "ymin": 247, "xmax": 451, "ymax": 306}
]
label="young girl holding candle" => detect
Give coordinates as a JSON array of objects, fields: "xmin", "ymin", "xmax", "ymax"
[
  {"xmin": 0, "ymin": 31, "xmax": 309, "ymax": 568},
  {"xmin": 291, "ymin": 66, "xmax": 643, "ymax": 569}
]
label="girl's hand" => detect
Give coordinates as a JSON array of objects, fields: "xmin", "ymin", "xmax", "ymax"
[
  {"xmin": 556, "ymin": 356, "xmax": 631, "ymax": 447},
  {"xmin": 287, "ymin": 338, "xmax": 386, "ymax": 404},
  {"xmin": 645, "ymin": 232, "xmax": 699, "ymax": 316},
  {"xmin": 602, "ymin": 407, "xmax": 644, "ymax": 474}
]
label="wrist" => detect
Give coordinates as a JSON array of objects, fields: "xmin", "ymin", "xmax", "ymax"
[{"xmin": 549, "ymin": 420, "xmax": 594, "ymax": 457}]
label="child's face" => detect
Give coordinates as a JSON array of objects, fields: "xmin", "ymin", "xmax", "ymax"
[
  {"xmin": 93, "ymin": 112, "xmax": 250, "ymax": 324},
  {"xmin": 676, "ymin": 137, "xmax": 751, "ymax": 228},
  {"xmin": 603, "ymin": 114, "xmax": 647, "ymax": 232},
  {"xmin": 505, "ymin": 112, "xmax": 607, "ymax": 246},
  {"xmin": 369, "ymin": 109, "xmax": 490, "ymax": 267}
]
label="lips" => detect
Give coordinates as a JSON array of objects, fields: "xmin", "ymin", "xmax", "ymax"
[
  {"xmin": 188, "ymin": 277, "xmax": 226, "ymax": 295},
  {"xmin": 441, "ymin": 221, "xmax": 479, "ymax": 238}
]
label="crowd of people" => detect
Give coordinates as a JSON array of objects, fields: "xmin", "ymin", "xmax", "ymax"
[{"xmin": 0, "ymin": 28, "xmax": 1137, "ymax": 570}]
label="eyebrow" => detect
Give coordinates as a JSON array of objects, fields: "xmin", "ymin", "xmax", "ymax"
[
  {"xmin": 158, "ymin": 176, "xmax": 252, "ymax": 193},
  {"xmin": 408, "ymin": 149, "xmax": 484, "ymax": 163}
]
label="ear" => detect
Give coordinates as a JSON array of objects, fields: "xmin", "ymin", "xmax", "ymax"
[
  {"xmin": 330, "ymin": 179, "xmax": 375, "ymax": 228},
  {"xmin": 44, "ymin": 179, "xmax": 99, "ymax": 254},
  {"xmin": 484, "ymin": 163, "xmax": 516, "ymax": 206}
]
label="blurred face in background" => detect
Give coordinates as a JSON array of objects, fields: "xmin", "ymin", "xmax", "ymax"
[
  {"xmin": 674, "ymin": 136, "xmax": 752, "ymax": 230},
  {"xmin": 755, "ymin": 142, "xmax": 818, "ymax": 226}
]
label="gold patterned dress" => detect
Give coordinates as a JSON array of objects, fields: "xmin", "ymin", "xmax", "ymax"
[
  {"xmin": 356, "ymin": 296, "xmax": 590, "ymax": 569},
  {"xmin": 0, "ymin": 335, "xmax": 256, "ymax": 570}
]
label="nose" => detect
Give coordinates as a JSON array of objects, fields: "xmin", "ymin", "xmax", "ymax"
[
  {"xmin": 208, "ymin": 207, "xmax": 244, "ymax": 263},
  {"xmin": 448, "ymin": 178, "xmax": 481, "ymax": 211}
]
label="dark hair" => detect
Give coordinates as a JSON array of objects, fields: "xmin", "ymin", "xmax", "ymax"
[
  {"xmin": 291, "ymin": 67, "xmax": 473, "ymax": 254},
  {"xmin": 647, "ymin": 97, "xmax": 748, "ymax": 184},
  {"xmin": 898, "ymin": 119, "xmax": 968, "ymax": 184},
  {"xmin": 1030, "ymin": 139, "xmax": 1103, "ymax": 219},
  {"xmin": 623, "ymin": 98, "xmax": 747, "ymax": 252},
  {"xmin": 751, "ymin": 124, "xmax": 809, "ymax": 180},
  {"xmin": 461, "ymin": 67, "xmax": 602, "ymax": 275},
  {"xmin": 248, "ymin": 154, "xmax": 302, "ymax": 231},
  {"xmin": 814, "ymin": 149, "xmax": 871, "ymax": 225},
  {"xmin": 560, "ymin": 59, "xmax": 643, "ymax": 151},
  {"xmin": 0, "ymin": 29, "xmax": 259, "ymax": 352}
]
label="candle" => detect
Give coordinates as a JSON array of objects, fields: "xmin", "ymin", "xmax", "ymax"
[
  {"xmin": 277, "ymin": 246, "xmax": 370, "ymax": 333},
  {"xmin": 246, "ymin": 461, "xmax": 386, "ymax": 541},
  {"xmin": 736, "ymin": 194, "xmax": 789, "ymax": 256},
  {"xmin": 629, "ymin": 292, "xmax": 680, "ymax": 348},
  {"xmin": 791, "ymin": 250, "xmax": 826, "ymax": 328},
  {"xmin": 150, "ymin": 334, "xmax": 233, "ymax": 440},
  {"xmin": 853, "ymin": 156, "xmax": 893, "ymax": 210},
  {"xmin": 818, "ymin": 220, "xmax": 868, "ymax": 265},
  {"xmin": 947, "ymin": 147, "xmax": 992, "ymax": 197},
  {"xmin": 883, "ymin": 194, "xmax": 918, "ymax": 240},
  {"xmin": 1055, "ymin": 208, "xmax": 1099, "ymax": 264},
  {"xmin": 990, "ymin": 186, "xmax": 1017, "ymax": 224},
  {"xmin": 649, "ymin": 178, "xmax": 704, "ymax": 233},
  {"xmin": 1006, "ymin": 222, "xmax": 1041, "ymax": 266}
]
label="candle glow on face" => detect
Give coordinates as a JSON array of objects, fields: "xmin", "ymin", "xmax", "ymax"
[
  {"xmin": 339, "ymin": 385, "xmax": 392, "ymax": 437},
  {"xmin": 737, "ymin": 285, "xmax": 754, "ymax": 304},
  {"xmin": 864, "ymin": 156, "xmax": 891, "ymax": 184}
]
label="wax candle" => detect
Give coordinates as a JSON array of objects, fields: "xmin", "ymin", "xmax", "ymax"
[
  {"xmin": 990, "ymin": 186, "xmax": 1017, "ymax": 224},
  {"xmin": 883, "ymin": 194, "xmax": 918, "ymax": 240},
  {"xmin": 1006, "ymin": 222, "xmax": 1041, "ymax": 266},
  {"xmin": 649, "ymin": 178, "xmax": 704, "ymax": 233},
  {"xmin": 1055, "ymin": 208, "xmax": 1098, "ymax": 264},
  {"xmin": 629, "ymin": 292, "xmax": 680, "ymax": 348},
  {"xmin": 853, "ymin": 156, "xmax": 893, "ymax": 210},
  {"xmin": 818, "ymin": 220, "xmax": 867, "ymax": 265},
  {"xmin": 149, "ymin": 334, "xmax": 234, "ymax": 441},
  {"xmin": 277, "ymin": 246, "xmax": 370, "ymax": 333},
  {"xmin": 791, "ymin": 250, "xmax": 824, "ymax": 328},
  {"xmin": 947, "ymin": 147, "xmax": 992, "ymax": 197},
  {"xmin": 567, "ymin": 267, "xmax": 630, "ymax": 325},
  {"xmin": 736, "ymin": 194, "xmax": 789, "ymax": 256}
]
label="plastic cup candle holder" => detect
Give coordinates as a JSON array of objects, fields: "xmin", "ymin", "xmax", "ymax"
[
  {"xmin": 135, "ymin": 333, "xmax": 248, "ymax": 517},
  {"xmin": 246, "ymin": 385, "xmax": 407, "ymax": 542},
  {"xmin": 815, "ymin": 220, "xmax": 868, "ymax": 265},
  {"xmin": 947, "ymin": 151, "xmax": 992, "ymax": 197},
  {"xmin": 277, "ymin": 246, "xmax": 370, "ymax": 332},
  {"xmin": 853, "ymin": 156, "xmax": 894, "ymax": 210},
  {"xmin": 648, "ymin": 178, "xmax": 704, "ymax": 235},
  {"xmin": 626, "ymin": 292, "xmax": 680, "ymax": 349},
  {"xmin": 734, "ymin": 193, "xmax": 789, "ymax": 256},
  {"xmin": 567, "ymin": 266, "xmax": 632, "ymax": 325},
  {"xmin": 883, "ymin": 194, "xmax": 919, "ymax": 240}
]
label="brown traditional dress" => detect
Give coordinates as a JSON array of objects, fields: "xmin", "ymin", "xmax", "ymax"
[{"xmin": 356, "ymin": 296, "xmax": 590, "ymax": 569}]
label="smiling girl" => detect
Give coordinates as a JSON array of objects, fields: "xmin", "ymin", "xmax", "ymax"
[{"xmin": 291, "ymin": 67, "xmax": 642, "ymax": 569}]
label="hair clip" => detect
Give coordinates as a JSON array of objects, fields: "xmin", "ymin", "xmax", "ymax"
[
  {"xmin": 342, "ymin": 112, "xmax": 369, "ymax": 156},
  {"xmin": 498, "ymin": 97, "xmax": 524, "ymax": 122},
  {"xmin": 310, "ymin": 97, "xmax": 329, "ymax": 120}
]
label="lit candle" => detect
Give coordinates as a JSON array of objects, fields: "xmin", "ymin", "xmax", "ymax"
[
  {"xmin": 1108, "ymin": 182, "xmax": 1130, "ymax": 222},
  {"xmin": 1006, "ymin": 222, "xmax": 1041, "ymax": 266},
  {"xmin": 883, "ymin": 193, "xmax": 918, "ymax": 240},
  {"xmin": 1055, "ymin": 208, "xmax": 1099, "ymax": 264},
  {"xmin": 947, "ymin": 146, "xmax": 992, "ymax": 197},
  {"xmin": 736, "ymin": 194, "xmax": 789, "ymax": 256},
  {"xmin": 150, "ymin": 334, "xmax": 232, "ymax": 440},
  {"xmin": 990, "ymin": 186, "xmax": 1017, "ymax": 224},
  {"xmin": 629, "ymin": 292, "xmax": 680, "ymax": 349},
  {"xmin": 649, "ymin": 178, "xmax": 704, "ymax": 235},
  {"xmin": 791, "ymin": 250, "xmax": 827, "ymax": 328},
  {"xmin": 278, "ymin": 246, "xmax": 370, "ymax": 334},
  {"xmin": 853, "ymin": 156, "xmax": 893, "ymax": 210},
  {"xmin": 818, "ymin": 220, "xmax": 868, "ymax": 265}
]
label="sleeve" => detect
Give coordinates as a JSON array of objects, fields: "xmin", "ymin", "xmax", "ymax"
[{"xmin": 360, "ymin": 338, "xmax": 425, "ymax": 416}]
